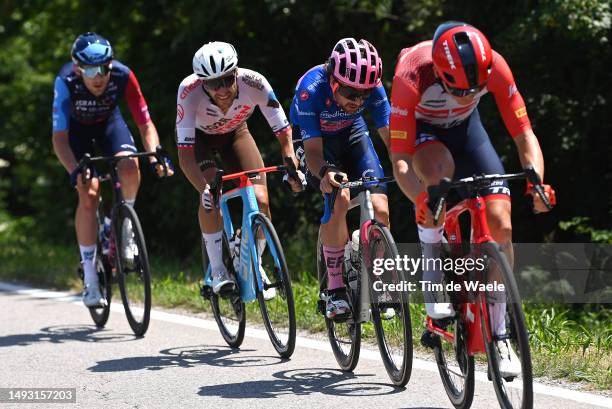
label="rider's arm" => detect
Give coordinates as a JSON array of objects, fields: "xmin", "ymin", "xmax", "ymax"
[
  {"xmin": 513, "ymin": 129, "xmax": 544, "ymax": 181},
  {"xmin": 389, "ymin": 73, "xmax": 422, "ymax": 201},
  {"xmin": 176, "ymin": 77, "xmax": 205, "ymax": 192},
  {"xmin": 275, "ymin": 127, "xmax": 298, "ymax": 166},
  {"xmin": 125, "ymin": 71, "xmax": 161, "ymax": 161},
  {"xmin": 51, "ymin": 77, "xmax": 78, "ymax": 173},
  {"xmin": 368, "ymin": 85, "xmax": 391, "ymax": 150}
]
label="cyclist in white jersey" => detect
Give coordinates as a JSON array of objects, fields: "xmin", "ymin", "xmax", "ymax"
[{"xmin": 176, "ymin": 41, "xmax": 302, "ymax": 295}]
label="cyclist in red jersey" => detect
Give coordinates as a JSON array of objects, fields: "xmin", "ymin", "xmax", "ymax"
[{"xmin": 389, "ymin": 22, "xmax": 556, "ymax": 377}]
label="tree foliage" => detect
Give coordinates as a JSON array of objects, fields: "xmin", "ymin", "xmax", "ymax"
[{"xmin": 0, "ymin": 0, "xmax": 610, "ymax": 267}]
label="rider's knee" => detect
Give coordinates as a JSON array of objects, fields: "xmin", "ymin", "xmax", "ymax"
[
  {"xmin": 78, "ymin": 191, "xmax": 99, "ymax": 212},
  {"xmin": 118, "ymin": 157, "xmax": 139, "ymax": 179},
  {"xmin": 254, "ymin": 185, "xmax": 269, "ymax": 209},
  {"xmin": 371, "ymin": 194, "xmax": 389, "ymax": 224},
  {"xmin": 333, "ymin": 188, "xmax": 350, "ymax": 213}
]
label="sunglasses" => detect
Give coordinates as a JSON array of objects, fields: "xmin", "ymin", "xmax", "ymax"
[
  {"xmin": 202, "ymin": 73, "xmax": 237, "ymax": 91},
  {"xmin": 335, "ymin": 83, "xmax": 372, "ymax": 102},
  {"xmin": 78, "ymin": 64, "xmax": 112, "ymax": 78},
  {"xmin": 444, "ymin": 82, "xmax": 486, "ymax": 97}
]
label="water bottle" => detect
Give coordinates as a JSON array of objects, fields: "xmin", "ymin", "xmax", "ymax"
[{"xmin": 100, "ymin": 217, "xmax": 111, "ymax": 255}]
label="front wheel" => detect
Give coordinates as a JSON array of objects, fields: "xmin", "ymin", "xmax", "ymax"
[
  {"xmin": 317, "ymin": 233, "xmax": 361, "ymax": 371},
  {"xmin": 115, "ymin": 204, "xmax": 151, "ymax": 337},
  {"xmin": 252, "ymin": 213, "xmax": 296, "ymax": 358},
  {"xmin": 366, "ymin": 222, "xmax": 413, "ymax": 386},
  {"xmin": 480, "ymin": 242, "xmax": 533, "ymax": 409},
  {"xmin": 202, "ymin": 235, "xmax": 246, "ymax": 349}
]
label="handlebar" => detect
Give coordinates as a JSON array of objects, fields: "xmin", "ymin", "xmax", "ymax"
[
  {"xmin": 205, "ymin": 158, "xmax": 305, "ymax": 212},
  {"xmin": 426, "ymin": 165, "xmax": 553, "ymax": 225},
  {"xmin": 321, "ymin": 174, "xmax": 395, "ymax": 224},
  {"xmin": 74, "ymin": 145, "xmax": 168, "ymax": 184}
]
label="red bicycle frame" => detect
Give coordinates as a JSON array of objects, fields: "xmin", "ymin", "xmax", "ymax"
[{"xmin": 426, "ymin": 195, "xmax": 496, "ymax": 355}]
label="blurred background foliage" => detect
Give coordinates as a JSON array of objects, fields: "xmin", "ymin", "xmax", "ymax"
[{"xmin": 0, "ymin": 0, "xmax": 611, "ymax": 271}]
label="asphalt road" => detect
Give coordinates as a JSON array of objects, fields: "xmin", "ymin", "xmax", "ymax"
[{"xmin": 0, "ymin": 283, "xmax": 610, "ymax": 409}]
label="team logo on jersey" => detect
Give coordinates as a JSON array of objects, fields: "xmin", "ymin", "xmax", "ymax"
[
  {"xmin": 242, "ymin": 73, "xmax": 264, "ymax": 91},
  {"xmin": 514, "ymin": 107, "xmax": 527, "ymax": 119},
  {"xmin": 325, "ymin": 98, "xmax": 331, "ymax": 107},
  {"xmin": 508, "ymin": 84, "xmax": 518, "ymax": 98},
  {"xmin": 300, "ymin": 90, "xmax": 309, "ymax": 101},
  {"xmin": 391, "ymin": 105, "xmax": 408, "ymax": 116},
  {"xmin": 176, "ymin": 104, "xmax": 184, "ymax": 123},
  {"xmin": 180, "ymin": 80, "xmax": 201, "ymax": 99},
  {"xmin": 391, "ymin": 130, "xmax": 407, "ymax": 140}
]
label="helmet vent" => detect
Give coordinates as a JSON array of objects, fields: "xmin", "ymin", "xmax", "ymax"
[{"xmin": 209, "ymin": 55, "xmax": 217, "ymax": 73}]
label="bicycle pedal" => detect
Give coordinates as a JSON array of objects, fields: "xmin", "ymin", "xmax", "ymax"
[
  {"xmin": 420, "ymin": 330, "xmax": 438, "ymax": 349},
  {"xmin": 218, "ymin": 283, "xmax": 237, "ymax": 298},
  {"xmin": 432, "ymin": 316, "xmax": 454, "ymax": 329},
  {"xmin": 317, "ymin": 299, "xmax": 327, "ymax": 316}
]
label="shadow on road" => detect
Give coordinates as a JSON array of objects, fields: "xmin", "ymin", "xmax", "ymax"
[
  {"xmin": 197, "ymin": 368, "xmax": 411, "ymax": 399},
  {"xmin": 0, "ymin": 325, "xmax": 135, "ymax": 347},
  {"xmin": 88, "ymin": 344, "xmax": 285, "ymax": 373}
]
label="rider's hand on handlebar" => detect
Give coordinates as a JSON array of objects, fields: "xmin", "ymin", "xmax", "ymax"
[
  {"xmin": 526, "ymin": 183, "xmax": 556, "ymax": 213},
  {"xmin": 70, "ymin": 166, "xmax": 96, "ymax": 188},
  {"xmin": 201, "ymin": 184, "xmax": 214, "ymax": 211},
  {"xmin": 320, "ymin": 170, "xmax": 347, "ymax": 194},
  {"xmin": 415, "ymin": 191, "xmax": 445, "ymax": 227},
  {"xmin": 284, "ymin": 169, "xmax": 306, "ymax": 192},
  {"xmin": 150, "ymin": 156, "xmax": 175, "ymax": 178}
]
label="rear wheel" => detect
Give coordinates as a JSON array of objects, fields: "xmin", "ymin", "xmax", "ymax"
[
  {"xmin": 480, "ymin": 242, "xmax": 533, "ymax": 409},
  {"xmin": 367, "ymin": 222, "xmax": 413, "ymax": 386},
  {"xmin": 317, "ymin": 233, "xmax": 360, "ymax": 371},
  {"xmin": 115, "ymin": 204, "xmax": 151, "ymax": 337},
  {"xmin": 252, "ymin": 213, "xmax": 296, "ymax": 358},
  {"xmin": 88, "ymin": 255, "xmax": 112, "ymax": 327},
  {"xmin": 202, "ymin": 234, "xmax": 246, "ymax": 348}
]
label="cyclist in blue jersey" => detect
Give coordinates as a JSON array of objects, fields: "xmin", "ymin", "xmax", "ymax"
[
  {"xmin": 52, "ymin": 32, "xmax": 173, "ymax": 307},
  {"xmin": 290, "ymin": 38, "xmax": 391, "ymax": 319}
]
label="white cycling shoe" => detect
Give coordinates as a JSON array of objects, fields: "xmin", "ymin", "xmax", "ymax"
[
  {"xmin": 425, "ymin": 302, "xmax": 455, "ymax": 319},
  {"xmin": 211, "ymin": 270, "xmax": 236, "ymax": 294},
  {"xmin": 259, "ymin": 266, "xmax": 276, "ymax": 300},
  {"xmin": 496, "ymin": 339, "xmax": 522, "ymax": 378},
  {"xmin": 83, "ymin": 283, "xmax": 106, "ymax": 307}
]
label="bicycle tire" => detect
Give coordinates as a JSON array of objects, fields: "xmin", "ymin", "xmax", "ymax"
[
  {"xmin": 317, "ymin": 233, "xmax": 361, "ymax": 371},
  {"xmin": 87, "ymin": 255, "xmax": 112, "ymax": 327},
  {"xmin": 202, "ymin": 234, "xmax": 246, "ymax": 348},
  {"xmin": 367, "ymin": 222, "xmax": 413, "ymax": 386},
  {"xmin": 251, "ymin": 213, "xmax": 296, "ymax": 358},
  {"xmin": 115, "ymin": 203, "xmax": 151, "ymax": 336},
  {"xmin": 432, "ymin": 244, "xmax": 475, "ymax": 409},
  {"xmin": 480, "ymin": 242, "xmax": 533, "ymax": 409}
]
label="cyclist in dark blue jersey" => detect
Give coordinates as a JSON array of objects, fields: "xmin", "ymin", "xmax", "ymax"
[
  {"xmin": 52, "ymin": 32, "xmax": 173, "ymax": 307},
  {"xmin": 290, "ymin": 38, "xmax": 391, "ymax": 319}
]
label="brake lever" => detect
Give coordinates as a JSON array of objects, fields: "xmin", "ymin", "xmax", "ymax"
[
  {"xmin": 205, "ymin": 169, "xmax": 224, "ymax": 213},
  {"xmin": 524, "ymin": 165, "xmax": 552, "ymax": 211},
  {"xmin": 427, "ymin": 178, "xmax": 451, "ymax": 226},
  {"xmin": 283, "ymin": 156, "xmax": 305, "ymax": 195}
]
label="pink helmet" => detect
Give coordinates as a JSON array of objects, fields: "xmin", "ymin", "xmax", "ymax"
[{"xmin": 327, "ymin": 38, "xmax": 382, "ymax": 89}]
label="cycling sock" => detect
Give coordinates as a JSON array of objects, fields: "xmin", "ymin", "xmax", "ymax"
[
  {"xmin": 80, "ymin": 244, "xmax": 98, "ymax": 286},
  {"xmin": 257, "ymin": 238, "xmax": 266, "ymax": 266},
  {"xmin": 323, "ymin": 245, "xmax": 345, "ymax": 290},
  {"xmin": 491, "ymin": 302, "xmax": 507, "ymax": 336},
  {"xmin": 125, "ymin": 199, "xmax": 135, "ymax": 208},
  {"xmin": 203, "ymin": 231, "xmax": 226, "ymax": 273},
  {"xmin": 418, "ymin": 225, "xmax": 445, "ymax": 303}
]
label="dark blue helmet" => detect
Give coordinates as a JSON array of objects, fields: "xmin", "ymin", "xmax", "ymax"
[{"xmin": 71, "ymin": 32, "xmax": 113, "ymax": 66}]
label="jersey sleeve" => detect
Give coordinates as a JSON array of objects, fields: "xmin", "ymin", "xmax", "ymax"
[
  {"xmin": 52, "ymin": 77, "xmax": 71, "ymax": 132},
  {"xmin": 124, "ymin": 70, "xmax": 152, "ymax": 126},
  {"xmin": 389, "ymin": 75, "xmax": 419, "ymax": 154},
  {"xmin": 175, "ymin": 78, "xmax": 199, "ymax": 149},
  {"xmin": 292, "ymin": 85, "xmax": 322, "ymax": 140},
  {"xmin": 252, "ymin": 75, "xmax": 291, "ymax": 136},
  {"xmin": 367, "ymin": 85, "xmax": 391, "ymax": 129},
  {"xmin": 487, "ymin": 51, "xmax": 532, "ymax": 138}
]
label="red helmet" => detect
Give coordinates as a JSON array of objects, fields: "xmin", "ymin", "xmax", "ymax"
[{"xmin": 431, "ymin": 22, "xmax": 492, "ymax": 93}]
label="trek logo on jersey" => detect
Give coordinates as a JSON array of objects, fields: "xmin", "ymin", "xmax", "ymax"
[
  {"xmin": 443, "ymin": 40, "xmax": 456, "ymax": 69},
  {"xmin": 508, "ymin": 84, "xmax": 518, "ymax": 98},
  {"xmin": 514, "ymin": 107, "xmax": 527, "ymax": 119},
  {"xmin": 391, "ymin": 105, "xmax": 408, "ymax": 117},
  {"xmin": 391, "ymin": 130, "xmax": 407, "ymax": 140}
]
